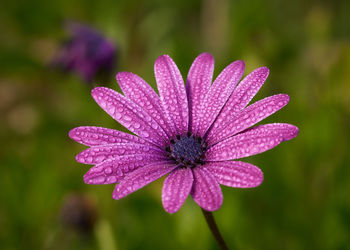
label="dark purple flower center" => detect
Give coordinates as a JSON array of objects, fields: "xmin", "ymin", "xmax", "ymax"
[{"xmin": 165, "ymin": 132, "xmax": 206, "ymax": 168}]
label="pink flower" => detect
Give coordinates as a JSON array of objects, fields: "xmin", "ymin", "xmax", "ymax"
[{"xmin": 69, "ymin": 53, "xmax": 298, "ymax": 213}]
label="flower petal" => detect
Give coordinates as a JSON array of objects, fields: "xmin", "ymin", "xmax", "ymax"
[
  {"xmin": 69, "ymin": 126, "xmax": 148, "ymax": 146},
  {"xmin": 75, "ymin": 143, "xmax": 165, "ymax": 165},
  {"xmin": 191, "ymin": 166, "xmax": 223, "ymax": 211},
  {"xmin": 91, "ymin": 87, "xmax": 168, "ymax": 146},
  {"xmin": 117, "ymin": 72, "xmax": 176, "ymax": 137},
  {"xmin": 205, "ymin": 161, "xmax": 263, "ymax": 188},
  {"xmin": 194, "ymin": 60, "xmax": 245, "ymax": 136},
  {"xmin": 113, "ymin": 162, "xmax": 178, "ymax": 199},
  {"xmin": 208, "ymin": 67, "xmax": 269, "ymax": 136},
  {"xmin": 155, "ymin": 55, "xmax": 188, "ymax": 136},
  {"xmin": 207, "ymin": 94, "xmax": 290, "ymax": 145},
  {"xmin": 162, "ymin": 167, "xmax": 193, "ymax": 213},
  {"xmin": 84, "ymin": 154, "xmax": 163, "ymax": 185},
  {"xmin": 206, "ymin": 123, "xmax": 299, "ymax": 161},
  {"xmin": 186, "ymin": 53, "xmax": 214, "ymax": 132}
]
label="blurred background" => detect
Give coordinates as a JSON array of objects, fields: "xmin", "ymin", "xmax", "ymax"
[{"xmin": 1, "ymin": 0, "xmax": 349, "ymax": 249}]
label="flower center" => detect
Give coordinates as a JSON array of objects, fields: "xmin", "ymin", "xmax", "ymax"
[{"xmin": 165, "ymin": 132, "xmax": 206, "ymax": 168}]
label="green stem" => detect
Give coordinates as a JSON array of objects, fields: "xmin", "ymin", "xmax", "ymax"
[{"xmin": 201, "ymin": 208, "xmax": 229, "ymax": 250}]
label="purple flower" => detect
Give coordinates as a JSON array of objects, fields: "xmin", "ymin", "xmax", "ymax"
[
  {"xmin": 69, "ymin": 53, "xmax": 298, "ymax": 213},
  {"xmin": 53, "ymin": 22, "xmax": 116, "ymax": 83}
]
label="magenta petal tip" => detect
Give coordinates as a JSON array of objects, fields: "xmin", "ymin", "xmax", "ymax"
[
  {"xmin": 68, "ymin": 127, "xmax": 78, "ymax": 141},
  {"xmin": 283, "ymin": 124, "xmax": 299, "ymax": 141},
  {"xmin": 258, "ymin": 66, "xmax": 270, "ymax": 76},
  {"xmin": 197, "ymin": 52, "xmax": 214, "ymax": 61}
]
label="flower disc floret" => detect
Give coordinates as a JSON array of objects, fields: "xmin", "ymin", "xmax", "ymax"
[{"xmin": 166, "ymin": 133, "xmax": 206, "ymax": 168}]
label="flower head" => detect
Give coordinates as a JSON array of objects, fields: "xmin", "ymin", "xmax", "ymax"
[
  {"xmin": 69, "ymin": 53, "xmax": 298, "ymax": 213},
  {"xmin": 53, "ymin": 22, "xmax": 116, "ymax": 83}
]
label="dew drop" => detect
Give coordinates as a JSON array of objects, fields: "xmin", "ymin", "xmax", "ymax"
[
  {"xmin": 109, "ymin": 106, "xmax": 115, "ymax": 114},
  {"xmin": 114, "ymin": 112, "xmax": 122, "ymax": 120},
  {"xmin": 104, "ymin": 167, "xmax": 113, "ymax": 174},
  {"xmin": 124, "ymin": 115, "xmax": 132, "ymax": 121},
  {"xmin": 107, "ymin": 176, "xmax": 117, "ymax": 183},
  {"xmin": 86, "ymin": 156, "xmax": 93, "ymax": 163},
  {"xmin": 117, "ymin": 169, "xmax": 123, "ymax": 176},
  {"xmin": 123, "ymin": 121, "xmax": 131, "ymax": 128},
  {"xmin": 95, "ymin": 155, "xmax": 106, "ymax": 163},
  {"xmin": 92, "ymin": 176, "xmax": 106, "ymax": 184},
  {"xmin": 151, "ymin": 123, "xmax": 158, "ymax": 129},
  {"xmin": 140, "ymin": 131, "xmax": 149, "ymax": 137}
]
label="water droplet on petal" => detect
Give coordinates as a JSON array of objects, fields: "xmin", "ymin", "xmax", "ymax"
[
  {"xmin": 92, "ymin": 176, "xmax": 106, "ymax": 184},
  {"xmin": 114, "ymin": 112, "xmax": 122, "ymax": 120},
  {"xmin": 104, "ymin": 167, "xmax": 113, "ymax": 174},
  {"xmin": 140, "ymin": 131, "xmax": 149, "ymax": 137},
  {"xmin": 151, "ymin": 123, "xmax": 158, "ymax": 129},
  {"xmin": 107, "ymin": 176, "xmax": 117, "ymax": 183},
  {"xmin": 124, "ymin": 115, "xmax": 132, "ymax": 121}
]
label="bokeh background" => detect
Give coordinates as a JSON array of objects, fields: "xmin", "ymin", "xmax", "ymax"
[{"xmin": 1, "ymin": 0, "xmax": 350, "ymax": 249}]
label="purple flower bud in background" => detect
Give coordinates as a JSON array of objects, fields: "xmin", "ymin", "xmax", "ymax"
[{"xmin": 53, "ymin": 22, "xmax": 116, "ymax": 83}]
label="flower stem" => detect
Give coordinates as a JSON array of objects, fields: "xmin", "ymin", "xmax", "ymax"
[{"xmin": 201, "ymin": 208, "xmax": 229, "ymax": 250}]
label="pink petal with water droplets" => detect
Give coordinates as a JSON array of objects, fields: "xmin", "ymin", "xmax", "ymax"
[
  {"xmin": 191, "ymin": 166, "xmax": 223, "ymax": 211},
  {"xmin": 208, "ymin": 67, "xmax": 269, "ymax": 137},
  {"xmin": 205, "ymin": 161, "xmax": 263, "ymax": 188},
  {"xmin": 75, "ymin": 143, "xmax": 165, "ymax": 165},
  {"xmin": 69, "ymin": 126, "xmax": 149, "ymax": 146},
  {"xmin": 206, "ymin": 123, "xmax": 299, "ymax": 161},
  {"xmin": 162, "ymin": 167, "xmax": 193, "ymax": 213},
  {"xmin": 117, "ymin": 72, "xmax": 176, "ymax": 137},
  {"xmin": 113, "ymin": 162, "xmax": 178, "ymax": 199},
  {"xmin": 207, "ymin": 94, "xmax": 290, "ymax": 145},
  {"xmin": 155, "ymin": 55, "xmax": 189, "ymax": 136},
  {"xmin": 84, "ymin": 154, "xmax": 164, "ymax": 185},
  {"xmin": 195, "ymin": 60, "xmax": 245, "ymax": 137},
  {"xmin": 91, "ymin": 87, "xmax": 168, "ymax": 146},
  {"xmin": 186, "ymin": 53, "xmax": 214, "ymax": 132}
]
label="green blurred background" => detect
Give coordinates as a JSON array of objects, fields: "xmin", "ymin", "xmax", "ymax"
[{"xmin": 1, "ymin": 0, "xmax": 350, "ymax": 249}]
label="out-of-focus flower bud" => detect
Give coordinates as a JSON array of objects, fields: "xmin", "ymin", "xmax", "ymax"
[{"xmin": 53, "ymin": 22, "xmax": 116, "ymax": 83}]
